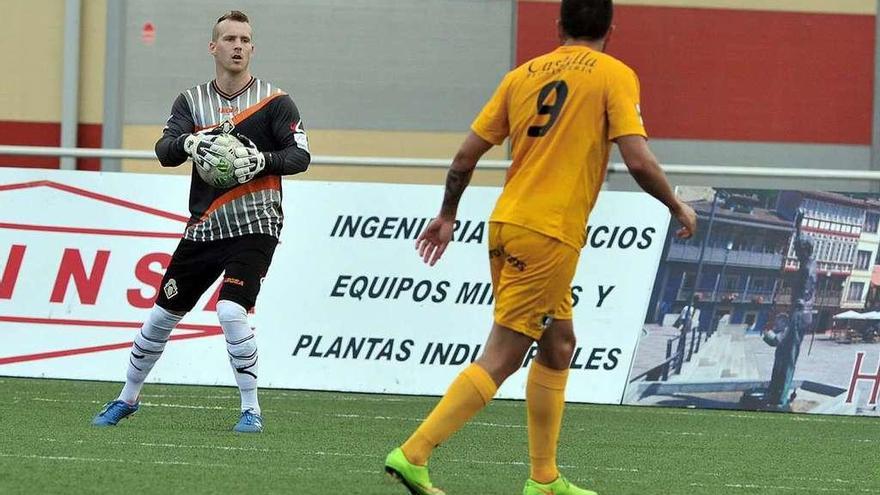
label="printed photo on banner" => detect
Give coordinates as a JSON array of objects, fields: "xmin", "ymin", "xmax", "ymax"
[{"xmin": 624, "ymin": 187, "xmax": 880, "ymax": 417}]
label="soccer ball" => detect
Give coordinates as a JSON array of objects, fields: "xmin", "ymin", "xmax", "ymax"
[{"xmin": 196, "ymin": 133, "xmax": 241, "ymax": 189}]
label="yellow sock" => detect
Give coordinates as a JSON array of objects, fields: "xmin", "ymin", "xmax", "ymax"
[
  {"xmin": 401, "ymin": 363, "xmax": 497, "ymax": 465},
  {"xmin": 527, "ymin": 361, "xmax": 569, "ymax": 484}
]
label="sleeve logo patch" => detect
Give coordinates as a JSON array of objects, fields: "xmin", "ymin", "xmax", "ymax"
[{"xmin": 291, "ymin": 120, "xmax": 310, "ymax": 153}]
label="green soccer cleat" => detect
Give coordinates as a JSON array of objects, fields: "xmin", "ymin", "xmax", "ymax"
[
  {"xmin": 523, "ymin": 475, "xmax": 598, "ymax": 495},
  {"xmin": 384, "ymin": 447, "xmax": 445, "ymax": 495}
]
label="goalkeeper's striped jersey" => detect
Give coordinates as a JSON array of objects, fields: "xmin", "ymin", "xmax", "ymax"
[{"xmin": 155, "ymin": 76, "xmax": 311, "ymax": 241}]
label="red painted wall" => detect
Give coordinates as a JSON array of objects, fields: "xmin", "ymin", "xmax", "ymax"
[
  {"xmin": 517, "ymin": 2, "xmax": 875, "ymax": 144},
  {"xmin": 0, "ymin": 122, "xmax": 102, "ymax": 171}
]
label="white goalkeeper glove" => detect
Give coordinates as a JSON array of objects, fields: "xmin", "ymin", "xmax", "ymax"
[
  {"xmin": 183, "ymin": 132, "xmax": 229, "ymax": 172},
  {"xmin": 231, "ymin": 134, "xmax": 266, "ymax": 184}
]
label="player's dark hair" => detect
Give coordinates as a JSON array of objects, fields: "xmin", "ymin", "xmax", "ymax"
[
  {"xmin": 213, "ymin": 10, "xmax": 250, "ymax": 41},
  {"xmin": 560, "ymin": 0, "xmax": 613, "ymax": 41}
]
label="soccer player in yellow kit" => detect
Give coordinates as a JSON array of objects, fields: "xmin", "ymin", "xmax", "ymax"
[{"xmin": 385, "ymin": 1, "xmax": 696, "ymax": 494}]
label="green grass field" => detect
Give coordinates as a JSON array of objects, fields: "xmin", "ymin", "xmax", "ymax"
[{"xmin": 1, "ymin": 377, "xmax": 878, "ymax": 494}]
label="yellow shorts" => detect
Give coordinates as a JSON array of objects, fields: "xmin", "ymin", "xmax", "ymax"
[{"xmin": 488, "ymin": 222, "xmax": 580, "ymax": 340}]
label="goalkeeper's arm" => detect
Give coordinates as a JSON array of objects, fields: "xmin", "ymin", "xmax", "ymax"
[
  {"xmin": 155, "ymin": 94, "xmax": 196, "ymax": 167},
  {"xmin": 263, "ymin": 95, "xmax": 311, "ymax": 176}
]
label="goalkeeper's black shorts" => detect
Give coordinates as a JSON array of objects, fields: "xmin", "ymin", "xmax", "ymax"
[{"xmin": 156, "ymin": 233, "xmax": 278, "ymax": 312}]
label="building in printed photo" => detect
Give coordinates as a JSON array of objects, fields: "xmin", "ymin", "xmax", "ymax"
[
  {"xmin": 775, "ymin": 191, "xmax": 880, "ymax": 330},
  {"xmin": 650, "ymin": 189, "xmax": 880, "ymax": 334},
  {"xmin": 648, "ymin": 189, "xmax": 794, "ymax": 335}
]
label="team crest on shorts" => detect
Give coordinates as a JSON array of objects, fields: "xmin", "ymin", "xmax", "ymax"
[
  {"xmin": 540, "ymin": 314, "xmax": 554, "ymax": 330},
  {"xmin": 163, "ymin": 279, "xmax": 179, "ymax": 299}
]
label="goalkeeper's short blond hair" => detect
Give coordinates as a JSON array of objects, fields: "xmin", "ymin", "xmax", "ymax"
[{"xmin": 213, "ymin": 10, "xmax": 250, "ymax": 41}]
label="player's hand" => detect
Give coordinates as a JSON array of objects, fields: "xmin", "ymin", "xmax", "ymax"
[
  {"xmin": 416, "ymin": 216, "xmax": 455, "ymax": 266},
  {"xmin": 671, "ymin": 200, "xmax": 697, "ymax": 239},
  {"xmin": 183, "ymin": 132, "xmax": 227, "ymax": 170},
  {"xmin": 231, "ymin": 134, "xmax": 265, "ymax": 184}
]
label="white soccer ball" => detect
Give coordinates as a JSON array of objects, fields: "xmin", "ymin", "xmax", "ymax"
[{"xmin": 196, "ymin": 133, "xmax": 242, "ymax": 189}]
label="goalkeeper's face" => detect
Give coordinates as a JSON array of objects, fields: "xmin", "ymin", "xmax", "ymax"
[{"xmin": 210, "ymin": 20, "xmax": 254, "ymax": 74}]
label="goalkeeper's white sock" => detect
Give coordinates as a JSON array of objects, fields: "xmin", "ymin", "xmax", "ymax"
[
  {"xmin": 118, "ymin": 305, "xmax": 184, "ymax": 404},
  {"xmin": 217, "ymin": 300, "xmax": 260, "ymax": 415}
]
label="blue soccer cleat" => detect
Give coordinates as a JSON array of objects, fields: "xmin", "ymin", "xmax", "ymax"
[
  {"xmin": 234, "ymin": 409, "xmax": 263, "ymax": 433},
  {"xmin": 92, "ymin": 400, "xmax": 139, "ymax": 426}
]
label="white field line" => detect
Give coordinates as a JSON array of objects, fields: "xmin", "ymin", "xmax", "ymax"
[
  {"xmin": 448, "ymin": 457, "xmax": 578, "ymax": 469},
  {"xmin": 30, "ymin": 397, "xmax": 234, "ymax": 411},
  {"xmin": 111, "ymin": 392, "xmax": 414, "ymax": 403},
  {"xmin": 31, "ymin": 437, "xmax": 877, "ymax": 492},
  {"xmin": 471, "ymin": 397, "xmax": 880, "ymax": 426},
  {"xmin": 0, "ymin": 452, "xmax": 384, "ymax": 477},
  {"xmin": 330, "ymin": 412, "xmax": 527, "ymax": 429},
  {"xmin": 5, "ymin": 449, "xmax": 872, "ymax": 494},
  {"xmin": 11, "ymin": 387, "xmax": 880, "ymax": 426},
  {"xmin": 27, "ymin": 397, "xmax": 878, "ymax": 444},
  {"xmin": 38, "ymin": 437, "xmax": 516, "ymax": 467},
  {"xmin": 34, "ymin": 438, "xmax": 547, "ymax": 470},
  {"xmin": 10, "ymin": 389, "xmax": 410, "ymax": 402},
  {"xmin": 29, "ymin": 397, "xmax": 519, "ymax": 427},
  {"xmin": 37, "ymin": 436, "xmax": 574, "ymax": 470},
  {"xmin": 633, "ymin": 429, "xmax": 879, "ymax": 447},
  {"xmin": 686, "ymin": 481, "xmax": 880, "ymax": 493},
  {"xmin": 40, "ymin": 438, "xmax": 273, "ymax": 453},
  {"xmin": 580, "ymin": 466, "xmax": 871, "ymax": 487},
  {"xmin": 568, "ymin": 477, "xmax": 880, "ymax": 493},
  {"xmin": 330, "ymin": 413, "xmax": 424, "ymax": 422},
  {"xmin": 654, "ymin": 430, "xmax": 762, "ymax": 440},
  {"xmin": 138, "ymin": 394, "xmax": 409, "ymax": 402},
  {"xmin": 0, "ymin": 452, "xmax": 233, "ymax": 468},
  {"xmin": 586, "ymin": 406, "xmax": 880, "ymax": 427},
  {"xmin": 185, "ymin": 392, "xmax": 410, "ymax": 403}
]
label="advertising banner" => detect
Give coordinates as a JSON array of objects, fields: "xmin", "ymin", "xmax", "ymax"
[
  {"xmin": 0, "ymin": 168, "xmax": 669, "ymax": 403},
  {"xmin": 257, "ymin": 181, "xmax": 668, "ymax": 403},
  {"xmin": 624, "ymin": 187, "xmax": 880, "ymax": 416}
]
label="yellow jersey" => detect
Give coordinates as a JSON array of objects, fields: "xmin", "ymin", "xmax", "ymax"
[{"xmin": 472, "ymin": 45, "xmax": 647, "ymax": 249}]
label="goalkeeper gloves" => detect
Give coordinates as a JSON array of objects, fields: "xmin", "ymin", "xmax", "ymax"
[
  {"xmin": 182, "ymin": 132, "xmax": 228, "ymax": 171},
  {"xmin": 231, "ymin": 134, "xmax": 266, "ymax": 184}
]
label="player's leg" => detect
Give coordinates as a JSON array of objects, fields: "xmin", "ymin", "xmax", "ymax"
[
  {"xmin": 401, "ymin": 323, "xmax": 533, "ymax": 463},
  {"xmin": 117, "ymin": 306, "xmax": 186, "ymax": 403},
  {"xmin": 522, "ymin": 239, "xmax": 596, "ymax": 494},
  {"xmin": 526, "ymin": 320, "xmax": 578, "ymax": 485},
  {"xmin": 386, "ymin": 222, "xmax": 550, "ymax": 494},
  {"xmin": 93, "ymin": 239, "xmax": 223, "ymax": 426},
  {"xmin": 386, "ymin": 323, "xmax": 531, "ymax": 495},
  {"xmin": 91, "ymin": 305, "xmax": 186, "ymax": 426},
  {"xmin": 217, "ymin": 234, "xmax": 277, "ymax": 433}
]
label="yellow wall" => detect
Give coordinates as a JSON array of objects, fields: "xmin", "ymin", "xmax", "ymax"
[
  {"xmin": 121, "ymin": 125, "xmax": 509, "ymax": 185},
  {"xmin": 2, "ymin": 0, "xmax": 104, "ymax": 124},
  {"xmin": 80, "ymin": 0, "xmax": 106, "ymax": 124},
  {"xmin": 4, "ymin": 1, "xmax": 64, "ymax": 121},
  {"xmin": 529, "ymin": 0, "xmax": 876, "ymax": 14}
]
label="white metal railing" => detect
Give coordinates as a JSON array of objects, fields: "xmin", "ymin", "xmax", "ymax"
[{"xmin": 3, "ymin": 144, "xmax": 880, "ymax": 179}]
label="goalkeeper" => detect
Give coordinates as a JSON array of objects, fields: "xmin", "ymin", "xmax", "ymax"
[{"xmin": 92, "ymin": 10, "xmax": 310, "ymax": 433}]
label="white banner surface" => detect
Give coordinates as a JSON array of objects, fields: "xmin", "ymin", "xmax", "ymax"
[{"xmin": 0, "ymin": 168, "xmax": 669, "ymax": 403}]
